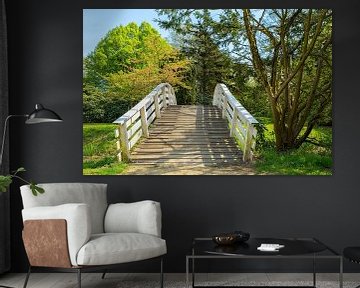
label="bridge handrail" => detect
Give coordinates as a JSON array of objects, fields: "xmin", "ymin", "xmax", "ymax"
[
  {"xmin": 213, "ymin": 83, "xmax": 258, "ymax": 162},
  {"xmin": 113, "ymin": 83, "xmax": 176, "ymax": 162}
]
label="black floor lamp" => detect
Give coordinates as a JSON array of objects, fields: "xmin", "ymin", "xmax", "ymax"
[
  {"xmin": 0, "ymin": 103, "xmax": 63, "ymax": 168},
  {"xmin": 0, "ymin": 103, "xmax": 62, "ymax": 288}
]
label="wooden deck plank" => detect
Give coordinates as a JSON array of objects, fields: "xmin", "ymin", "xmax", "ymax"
[
  {"xmin": 132, "ymin": 155, "xmax": 243, "ymax": 160},
  {"xmin": 132, "ymin": 158, "xmax": 243, "ymax": 164},
  {"xmin": 143, "ymin": 140, "xmax": 236, "ymax": 144},
  {"xmin": 149, "ymin": 131, "xmax": 230, "ymax": 135},
  {"xmin": 155, "ymin": 119, "xmax": 226, "ymax": 122},
  {"xmin": 133, "ymin": 151, "xmax": 243, "ymax": 156},
  {"xmin": 142, "ymin": 140, "xmax": 235, "ymax": 144},
  {"xmin": 135, "ymin": 146, "xmax": 239, "ymax": 150},
  {"xmin": 135, "ymin": 143, "xmax": 238, "ymax": 147},
  {"xmin": 147, "ymin": 136, "xmax": 233, "ymax": 140},
  {"xmin": 133, "ymin": 148, "xmax": 241, "ymax": 152},
  {"xmin": 151, "ymin": 126, "xmax": 228, "ymax": 129}
]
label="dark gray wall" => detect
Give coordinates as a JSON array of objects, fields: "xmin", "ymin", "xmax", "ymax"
[{"xmin": 5, "ymin": 0, "xmax": 360, "ymax": 273}]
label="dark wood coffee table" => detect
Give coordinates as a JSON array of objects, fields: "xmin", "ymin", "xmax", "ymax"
[{"xmin": 186, "ymin": 237, "xmax": 343, "ymax": 288}]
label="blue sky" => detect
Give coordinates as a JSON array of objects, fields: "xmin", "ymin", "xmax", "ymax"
[{"xmin": 83, "ymin": 9, "xmax": 170, "ymax": 57}]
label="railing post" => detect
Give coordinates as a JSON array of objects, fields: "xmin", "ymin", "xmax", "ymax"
[
  {"xmin": 243, "ymin": 123, "xmax": 254, "ymax": 162},
  {"xmin": 230, "ymin": 109, "xmax": 238, "ymax": 137},
  {"xmin": 222, "ymin": 94, "xmax": 227, "ymax": 119},
  {"xmin": 213, "ymin": 86, "xmax": 219, "ymax": 107},
  {"xmin": 119, "ymin": 124, "xmax": 130, "ymax": 162},
  {"xmin": 140, "ymin": 106, "xmax": 149, "ymax": 138},
  {"xmin": 154, "ymin": 93, "xmax": 161, "ymax": 119},
  {"xmin": 171, "ymin": 87, "xmax": 177, "ymax": 105},
  {"xmin": 162, "ymin": 87, "xmax": 168, "ymax": 109},
  {"xmin": 115, "ymin": 127, "xmax": 122, "ymax": 162}
]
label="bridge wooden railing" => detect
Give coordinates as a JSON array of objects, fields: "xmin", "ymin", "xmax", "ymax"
[
  {"xmin": 213, "ymin": 83, "xmax": 258, "ymax": 162},
  {"xmin": 113, "ymin": 83, "xmax": 176, "ymax": 162}
]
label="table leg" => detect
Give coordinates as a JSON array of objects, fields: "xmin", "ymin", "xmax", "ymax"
[
  {"xmin": 186, "ymin": 257, "xmax": 189, "ymax": 288},
  {"xmin": 192, "ymin": 246, "xmax": 195, "ymax": 288},
  {"xmin": 313, "ymin": 254, "xmax": 316, "ymax": 287},
  {"xmin": 339, "ymin": 257, "xmax": 343, "ymax": 288},
  {"xmin": 192, "ymin": 257, "xmax": 195, "ymax": 288}
]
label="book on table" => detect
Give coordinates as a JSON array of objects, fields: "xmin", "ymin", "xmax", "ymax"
[{"xmin": 257, "ymin": 243, "xmax": 285, "ymax": 251}]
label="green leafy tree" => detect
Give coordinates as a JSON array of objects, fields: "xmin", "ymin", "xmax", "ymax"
[
  {"xmin": 230, "ymin": 63, "xmax": 270, "ymax": 118},
  {"xmin": 241, "ymin": 9, "xmax": 332, "ymax": 150},
  {"xmin": 84, "ymin": 22, "xmax": 176, "ymax": 89},
  {"xmin": 157, "ymin": 9, "xmax": 233, "ymax": 105},
  {"xmin": 83, "ymin": 22, "xmax": 190, "ymax": 123}
]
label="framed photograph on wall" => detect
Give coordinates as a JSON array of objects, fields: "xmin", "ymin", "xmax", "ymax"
[{"xmin": 83, "ymin": 9, "xmax": 332, "ymax": 175}]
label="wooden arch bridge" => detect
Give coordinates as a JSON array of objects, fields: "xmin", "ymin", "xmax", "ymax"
[{"xmin": 113, "ymin": 83, "xmax": 258, "ymax": 168}]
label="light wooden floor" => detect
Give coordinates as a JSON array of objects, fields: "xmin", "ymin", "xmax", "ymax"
[{"xmin": 1, "ymin": 273, "xmax": 360, "ymax": 288}]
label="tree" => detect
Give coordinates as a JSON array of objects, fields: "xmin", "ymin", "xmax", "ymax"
[
  {"xmin": 230, "ymin": 63, "xmax": 270, "ymax": 118},
  {"xmin": 84, "ymin": 21, "xmax": 176, "ymax": 89},
  {"xmin": 157, "ymin": 9, "xmax": 233, "ymax": 105},
  {"xmin": 241, "ymin": 9, "xmax": 332, "ymax": 150},
  {"xmin": 83, "ymin": 21, "xmax": 190, "ymax": 123}
]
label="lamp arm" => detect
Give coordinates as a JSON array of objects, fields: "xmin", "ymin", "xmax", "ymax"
[{"xmin": 0, "ymin": 114, "xmax": 28, "ymax": 170}]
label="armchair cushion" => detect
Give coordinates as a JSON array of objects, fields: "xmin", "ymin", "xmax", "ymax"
[
  {"xmin": 76, "ymin": 233, "xmax": 166, "ymax": 266},
  {"xmin": 20, "ymin": 183, "xmax": 108, "ymax": 234},
  {"xmin": 104, "ymin": 200, "xmax": 162, "ymax": 237},
  {"xmin": 22, "ymin": 203, "xmax": 91, "ymax": 266}
]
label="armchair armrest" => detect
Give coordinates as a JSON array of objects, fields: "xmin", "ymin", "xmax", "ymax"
[
  {"xmin": 22, "ymin": 203, "xmax": 91, "ymax": 266},
  {"xmin": 104, "ymin": 200, "xmax": 162, "ymax": 237}
]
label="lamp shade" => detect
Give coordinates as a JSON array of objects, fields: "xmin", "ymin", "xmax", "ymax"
[{"xmin": 25, "ymin": 104, "xmax": 63, "ymax": 124}]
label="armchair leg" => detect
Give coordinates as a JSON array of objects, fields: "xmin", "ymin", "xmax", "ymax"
[
  {"xmin": 101, "ymin": 270, "xmax": 107, "ymax": 279},
  {"xmin": 160, "ymin": 257, "xmax": 164, "ymax": 288},
  {"xmin": 77, "ymin": 268, "xmax": 81, "ymax": 288},
  {"xmin": 23, "ymin": 266, "xmax": 31, "ymax": 288}
]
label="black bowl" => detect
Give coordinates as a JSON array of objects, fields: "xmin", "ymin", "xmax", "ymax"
[
  {"xmin": 212, "ymin": 234, "xmax": 237, "ymax": 245},
  {"xmin": 212, "ymin": 231, "xmax": 250, "ymax": 245}
]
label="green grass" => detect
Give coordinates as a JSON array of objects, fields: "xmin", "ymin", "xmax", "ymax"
[
  {"xmin": 83, "ymin": 162, "xmax": 128, "ymax": 175},
  {"xmin": 83, "ymin": 123, "xmax": 128, "ymax": 175},
  {"xmin": 255, "ymin": 120, "xmax": 332, "ymax": 175},
  {"xmin": 83, "ymin": 123, "xmax": 117, "ymax": 156}
]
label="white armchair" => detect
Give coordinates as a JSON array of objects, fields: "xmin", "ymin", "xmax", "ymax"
[{"xmin": 20, "ymin": 183, "xmax": 166, "ymax": 288}]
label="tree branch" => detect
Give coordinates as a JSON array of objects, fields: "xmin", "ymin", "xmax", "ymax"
[{"xmin": 274, "ymin": 9, "xmax": 328, "ymax": 99}]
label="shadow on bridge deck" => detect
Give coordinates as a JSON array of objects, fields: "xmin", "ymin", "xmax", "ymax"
[{"xmin": 123, "ymin": 105, "xmax": 256, "ymax": 175}]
